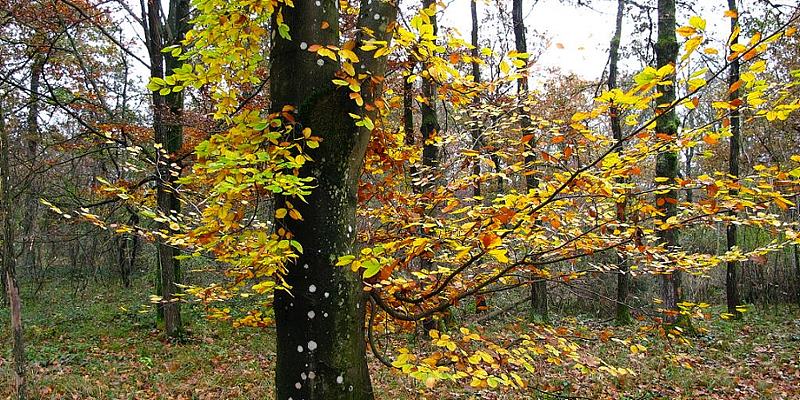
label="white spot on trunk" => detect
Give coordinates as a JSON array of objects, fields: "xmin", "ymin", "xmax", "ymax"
[
  {"xmin": 297, "ymin": 345, "xmax": 304, "ymax": 352},
  {"xmin": 308, "ymin": 371, "xmax": 316, "ymax": 379},
  {"xmin": 309, "ymin": 284, "xmax": 317, "ymax": 293},
  {"xmin": 317, "ymin": 59, "xmax": 324, "ymax": 66},
  {"xmin": 336, "ymin": 375, "xmax": 344, "ymax": 384},
  {"xmin": 295, "ymin": 382, "xmax": 302, "ymax": 389},
  {"xmin": 307, "ymin": 310, "xmax": 315, "ymax": 319},
  {"xmin": 373, "ymin": 13, "xmax": 380, "ymax": 20},
  {"xmin": 324, "ymin": 292, "xmax": 329, "ymax": 298},
  {"xmin": 307, "ymin": 340, "xmax": 317, "ymax": 351},
  {"xmin": 301, "ymin": 372, "xmax": 307, "ymax": 380},
  {"xmin": 323, "ymin": 312, "xmax": 329, "ymax": 317},
  {"xmin": 300, "ymin": 42, "xmax": 308, "ymax": 50}
]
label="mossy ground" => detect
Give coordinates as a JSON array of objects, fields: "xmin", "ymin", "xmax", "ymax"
[{"xmin": 2, "ymin": 277, "xmax": 799, "ymax": 399}]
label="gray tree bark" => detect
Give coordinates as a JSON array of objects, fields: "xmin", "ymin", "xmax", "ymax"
[
  {"xmin": 609, "ymin": 0, "xmax": 632, "ymax": 325},
  {"xmin": 146, "ymin": 0, "xmax": 191, "ymax": 338},
  {"xmin": 269, "ymin": 1, "xmax": 396, "ymax": 398},
  {"xmin": 420, "ymin": 0, "xmax": 441, "ymax": 190},
  {"xmin": 1, "ymin": 97, "xmax": 27, "ymax": 400},
  {"xmin": 655, "ymin": 0, "xmax": 682, "ymax": 324},
  {"xmin": 725, "ymin": 0, "xmax": 742, "ymax": 319},
  {"xmin": 513, "ymin": 0, "xmax": 548, "ymax": 322}
]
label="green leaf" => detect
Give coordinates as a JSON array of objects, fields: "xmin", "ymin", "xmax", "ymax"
[
  {"xmin": 278, "ymin": 23, "xmax": 291, "ymax": 40},
  {"xmin": 362, "ymin": 258, "xmax": 381, "ymax": 278}
]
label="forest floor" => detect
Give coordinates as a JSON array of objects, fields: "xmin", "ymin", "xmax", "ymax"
[{"xmin": 1, "ymin": 278, "xmax": 799, "ymax": 399}]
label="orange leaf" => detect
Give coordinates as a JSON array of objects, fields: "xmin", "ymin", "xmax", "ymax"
[
  {"xmin": 521, "ymin": 134, "xmax": 534, "ymax": 144},
  {"xmin": 728, "ymin": 79, "xmax": 743, "ymax": 94}
]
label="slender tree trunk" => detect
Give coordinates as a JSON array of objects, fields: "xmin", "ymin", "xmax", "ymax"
[
  {"xmin": 470, "ymin": 0, "xmax": 489, "ymax": 314},
  {"xmin": 684, "ymin": 146, "xmax": 694, "ymax": 203},
  {"xmin": 420, "ymin": 0, "xmax": 441, "ymax": 191},
  {"xmin": 470, "ymin": 0, "xmax": 482, "ymax": 199},
  {"xmin": 1, "ymin": 98, "xmax": 27, "ymax": 400},
  {"xmin": 117, "ymin": 209, "xmax": 139, "ymax": 288},
  {"xmin": 513, "ymin": 0, "xmax": 547, "ymax": 322},
  {"xmin": 655, "ymin": 0, "xmax": 682, "ymax": 324},
  {"xmin": 795, "ymin": 195, "xmax": 800, "ymax": 305},
  {"xmin": 270, "ymin": 1, "xmax": 396, "ymax": 398},
  {"xmin": 609, "ymin": 0, "xmax": 632, "ymax": 325},
  {"xmin": 21, "ymin": 54, "xmax": 44, "ymax": 280},
  {"xmin": 725, "ymin": 0, "xmax": 742, "ymax": 319},
  {"xmin": 146, "ymin": 0, "xmax": 191, "ymax": 338},
  {"xmin": 404, "ymin": 71, "xmax": 420, "ymax": 193}
]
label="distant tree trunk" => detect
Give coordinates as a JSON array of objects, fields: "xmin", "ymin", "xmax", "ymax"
[
  {"xmin": 1, "ymin": 98, "xmax": 27, "ymax": 400},
  {"xmin": 21, "ymin": 53, "xmax": 44, "ymax": 280},
  {"xmin": 146, "ymin": 0, "xmax": 191, "ymax": 338},
  {"xmin": 471, "ymin": 0, "xmax": 482, "ymax": 199},
  {"xmin": 795, "ymin": 195, "xmax": 800, "ymax": 306},
  {"xmin": 270, "ymin": 1, "xmax": 396, "ymax": 398},
  {"xmin": 470, "ymin": 0, "xmax": 489, "ymax": 314},
  {"xmin": 684, "ymin": 146, "xmax": 695, "ymax": 203},
  {"xmin": 404, "ymin": 71, "xmax": 419, "ymax": 192},
  {"xmin": 420, "ymin": 0, "xmax": 441, "ymax": 190},
  {"xmin": 655, "ymin": 0, "xmax": 682, "ymax": 324},
  {"xmin": 609, "ymin": 0, "xmax": 632, "ymax": 325},
  {"xmin": 725, "ymin": 0, "xmax": 742, "ymax": 319},
  {"xmin": 513, "ymin": 0, "xmax": 547, "ymax": 322},
  {"xmin": 117, "ymin": 208, "xmax": 139, "ymax": 287}
]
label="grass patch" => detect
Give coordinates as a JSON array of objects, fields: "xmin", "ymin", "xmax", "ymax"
[{"xmin": 2, "ymin": 277, "xmax": 799, "ymax": 399}]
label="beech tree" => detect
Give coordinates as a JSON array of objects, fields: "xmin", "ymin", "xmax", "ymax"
[
  {"xmin": 609, "ymin": 0, "xmax": 632, "ymax": 325},
  {"xmin": 145, "ymin": 0, "xmax": 192, "ymax": 338},
  {"xmin": 654, "ymin": 0, "xmax": 682, "ymax": 323},
  {"xmin": 725, "ymin": 0, "xmax": 743, "ymax": 319}
]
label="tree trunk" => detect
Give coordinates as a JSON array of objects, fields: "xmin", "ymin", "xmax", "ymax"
[
  {"xmin": 117, "ymin": 209, "xmax": 139, "ymax": 288},
  {"xmin": 21, "ymin": 54, "xmax": 44, "ymax": 280},
  {"xmin": 404, "ymin": 71, "xmax": 420, "ymax": 193},
  {"xmin": 146, "ymin": 0, "xmax": 191, "ymax": 338},
  {"xmin": 470, "ymin": 0, "xmax": 482, "ymax": 199},
  {"xmin": 270, "ymin": 1, "xmax": 396, "ymax": 398},
  {"xmin": 725, "ymin": 0, "xmax": 742, "ymax": 319},
  {"xmin": 684, "ymin": 146, "xmax": 694, "ymax": 203},
  {"xmin": 609, "ymin": 0, "xmax": 632, "ymax": 325},
  {"xmin": 795, "ymin": 195, "xmax": 800, "ymax": 306},
  {"xmin": 470, "ymin": 0, "xmax": 487, "ymax": 314},
  {"xmin": 420, "ymin": 0, "xmax": 441, "ymax": 191},
  {"xmin": 655, "ymin": 0, "xmax": 682, "ymax": 324},
  {"xmin": 513, "ymin": 0, "xmax": 548, "ymax": 322},
  {"xmin": 1, "ymin": 97, "xmax": 27, "ymax": 400}
]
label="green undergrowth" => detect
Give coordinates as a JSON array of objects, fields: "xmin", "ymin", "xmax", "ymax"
[{"xmin": 2, "ymin": 278, "xmax": 799, "ymax": 399}]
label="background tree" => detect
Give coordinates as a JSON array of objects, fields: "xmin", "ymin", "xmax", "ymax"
[
  {"xmin": 654, "ymin": 0, "xmax": 683, "ymax": 324},
  {"xmin": 144, "ymin": 0, "xmax": 192, "ymax": 338},
  {"xmin": 726, "ymin": 0, "xmax": 743, "ymax": 319}
]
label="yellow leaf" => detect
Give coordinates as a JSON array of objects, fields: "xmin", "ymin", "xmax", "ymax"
[
  {"xmin": 689, "ymin": 16, "xmax": 706, "ymax": 31},
  {"xmin": 275, "ymin": 208, "xmax": 288, "ymax": 218},
  {"xmin": 676, "ymin": 26, "xmax": 696, "ymax": 37},
  {"xmin": 488, "ymin": 248, "xmax": 509, "ymax": 263}
]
